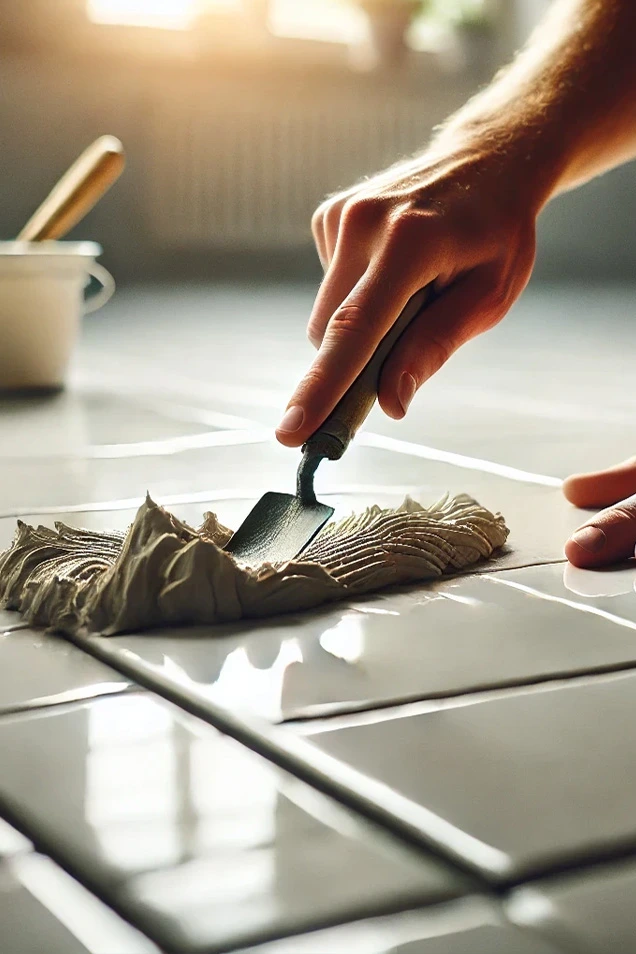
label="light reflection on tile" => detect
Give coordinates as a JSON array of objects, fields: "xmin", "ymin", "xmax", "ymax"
[
  {"xmin": 296, "ymin": 670, "xmax": 636, "ymax": 882},
  {"xmin": 0, "ymin": 817, "xmax": 31, "ymax": 859},
  {"xmin": 0, "ymin": 694, "xmax": 463, "ymax": 952},
  {"xmin": 562, "ymin": 562, "xmax": 636, "ymax": 598},
  {"xmin": 79, "ymin": 560, "xmax": 636, "ymax": 724},
  {"xmin": 508, "ymin": 858, "xmax": 636, "ymax": 954},
  {"xmin": 1, "ymin": 852, "xmax": 159, "ymax": 954},
  {"xmin": 238, "ymin": 898, "xmax": 564, "ymax": 954},
  {"xmin": 0, "ymin": 388, "xmax": 212, "ymax": 460},
  {"xmin": 319, "ymin": 616, "xmax": 366, "ymax": 664}
]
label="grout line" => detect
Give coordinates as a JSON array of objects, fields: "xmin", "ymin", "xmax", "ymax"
[
  {"xmin": 0, "ymin": 622, "xmax": 31, "ymax": 634},
  {"xmin": 0, "ymin": 489, "xmax": 258, "ymax": 520},
  {"xmin": 0, "ymin": 484, "xmax": 424, "ymax": 520},
  {"xmin": 51, "ymin": 633, "xmax": 636, "ymax": 904},
  {"xmin": 60, "ymin": 630, "xmax": 494, "ymax": 890},
  {"xmin": 0, "ymin": 685, "xmax": 141, "ymax": 721},
  {"xmin": 285, "ymin": 665, "xmax": 636, "ymax": 732},
  {"xmin": 502, "ymin": 838, "xmax": 636, "ymax": 892},
  {"xmin": 0, "ymin": 798, "xmax": 181, "ymax": 954},
  {"xmin": 2, "ymin": 428, "xmax": 272, "ymax": 463},
  {"xmin": 359, "ymin": 433, "xmax": 563, "ymax": 487},
  {"xmin": 0, "ymin": 789, "xmax": 480, "ymax": 954}
]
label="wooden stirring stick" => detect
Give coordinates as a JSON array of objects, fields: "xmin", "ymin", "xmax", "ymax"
[{"xmin": 17, "ymin": 136, "xmax": 125, "ymax": 241}]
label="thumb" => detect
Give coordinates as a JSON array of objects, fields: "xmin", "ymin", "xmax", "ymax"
[
  {"xmin": 562, "ymin": 456, "xmax": 636, "ymax": 508},
  {"xmin": 378, "ymin": 267, "xmax": 514, "ymax": 420},
  {"xmin": 565, "ymin": 493, "xmax": 636, "ymax": 568}
]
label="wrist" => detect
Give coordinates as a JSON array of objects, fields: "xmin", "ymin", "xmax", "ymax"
[{"xmin": 432, "ymin": 111, "xmax": 570, "ymax": 217}]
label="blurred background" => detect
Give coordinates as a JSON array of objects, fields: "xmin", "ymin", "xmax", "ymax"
[{"xmin": 1, "ymin": 0, "xmax": 634, "ymax": 285}]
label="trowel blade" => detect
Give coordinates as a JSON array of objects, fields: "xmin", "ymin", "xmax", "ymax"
[{"xmin": 225, "ymin": 492, "xmax": 334, "ymax": 566}]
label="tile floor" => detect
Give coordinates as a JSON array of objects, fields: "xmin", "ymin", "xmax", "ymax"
[{"xmin": 1, "ymin": 282, "xmax": 636, "ymax": 952}]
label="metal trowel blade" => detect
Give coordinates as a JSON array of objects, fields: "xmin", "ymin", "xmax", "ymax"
[{"xmin": 225, "ymin": 492, "xmax": 334, "ymax": 565}]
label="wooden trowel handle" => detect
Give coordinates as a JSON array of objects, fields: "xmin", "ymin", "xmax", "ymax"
[
  {"xmin": 17, "ymin": 136, "xmax": 125, "ymax": 242},
  {"xmin": 303, "ymin": 285, "xmax": 433, "ymax": 461}
]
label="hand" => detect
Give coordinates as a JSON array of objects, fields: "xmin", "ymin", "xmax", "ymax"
[
  {"xmin": 564, "ymin": 458, "xmax": 636, "ymax": 567},
  {"xmin": 276, "ymin": 134, "xmax": 542, "ymax": 447}
]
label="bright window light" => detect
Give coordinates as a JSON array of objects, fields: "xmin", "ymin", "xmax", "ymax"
[
  {"xmin": 87, "ymin": 0, "xmax": 200, "ymax": 30},
  {"xmin": 269, "ymin": 0, "xmax": 365, "ymax": 44}
]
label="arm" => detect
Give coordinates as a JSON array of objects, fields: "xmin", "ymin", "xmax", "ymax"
[
  {"xmin": 441, "ymin": 0, "xmax": 636, "ymax": 194},
  {"xmin": 276, "ymin": 0, "xmax": 636, "ymax": 445}
]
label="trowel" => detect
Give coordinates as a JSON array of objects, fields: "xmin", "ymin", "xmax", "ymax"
[{"xmin": 226, "ymin": 285, "xmax": 431, "ymax": 565}]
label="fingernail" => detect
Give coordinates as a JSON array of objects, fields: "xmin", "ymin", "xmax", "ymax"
[
  {"xmin": 277, "ymin": 405, "xmax": 304, "ymax": 433},
  {"xmin": 398, "ymin": 373, "xmax": 417, "ymax": 414},
  {"xmin": 571, "ymin": 526, "xmax": 606, "ymax": 553}
]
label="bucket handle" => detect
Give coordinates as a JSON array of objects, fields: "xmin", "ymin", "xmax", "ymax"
[{"xmin": 83, "ymin": 261, "xmax": 115, "ymax": 314}]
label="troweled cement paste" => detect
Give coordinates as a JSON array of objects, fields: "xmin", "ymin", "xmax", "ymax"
[{"xmin": 0, "ymin": 493, "xmax": 508, "ymax": 635}]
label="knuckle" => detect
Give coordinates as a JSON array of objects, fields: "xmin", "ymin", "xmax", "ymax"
[
  {"xmin": 607, "ymin": 501, "xmax": 636, "ymax": 523},
  {"xmin": 311, "ymin": 208, "xmax": 325, "ymax": 235},
  {"xmin": 327, "ymin": 304, "xmax": 366, "ymax": 338},
  {"xmin": 340, "ymin": 195, "xmax": 385, "ymax": 232},
  {"xmin": 298, "ymin": 364, "xmax": 329, "ymax": 397},
  {"xmin": 312, "ymin": 195, "xmax": 333, "ymax": 221},
  {"xmin": 323, "ymin": 201, "xmax": 343, "ymax": 235},
  {"xmin": 384, "ymin": 207, "xmax": 424, "ymax": 247}
]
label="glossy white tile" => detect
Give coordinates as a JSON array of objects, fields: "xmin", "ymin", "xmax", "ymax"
[
  {"xmin": 73, "ymin": 561, "xmax": 636, "ymax": 723},
  {"xmin": 0, "ymin": 852, "xmax": 158, "ymax": 954},
  {"xmin": 0, "ymin": 607, "xmax": 26, "ymax": 632},
  {"xmin": 0, "ymin": 694, "xmax": 465, "ymax": 953},
  {"xmin": 0, "ymin": 438, "xmax": 582, "ymax": 571},
  {"xmin": 238, "ymin": 897, "xmax": 564, "ymax": 954},
  {"xmin": 294, "ymin": 670, "xmax": 636, "ymax": 883},
  {"xmin": 2, "ymin": 281, "xmax": 636, "ymax": 953},
  {"xmin": 0, "ymin": 629, "xmax": 131, "ymax": 714},
  {"xmin": 508, "ymin": 858, "xmax": 636, "ymax": 954},
  {"xmin": 0, "ymin": 387, "xmax": 211, "ymax": 460},
  {"xmin": 83, "ymin": 283, "xmax": 636, "ymax": 479}
]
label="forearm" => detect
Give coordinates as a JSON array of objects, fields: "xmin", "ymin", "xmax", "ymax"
[{"xmin": 435, "ymin": 0, "xmax": 636, "ymax": 208}]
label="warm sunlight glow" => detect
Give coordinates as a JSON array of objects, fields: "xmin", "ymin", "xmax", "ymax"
[
  {"xmin": 87, "ymin": 0, "xmax": 199, "ymax": 30},
  {"xmin": 269, "ymin": 0, "xmax": 365, "ymax": 44},
  {"xmin": 88, "ymin": 0, "xmax": 363, "ymax": 41}
]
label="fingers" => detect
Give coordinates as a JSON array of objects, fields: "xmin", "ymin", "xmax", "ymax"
[
  {"xmin": 378, "ymin": 266, "xmax": 514, "ymax": 419},
  {"xmin": 276, "ymin": 270, "xmax": 418, "ymax": 447},
  {"xmin": 311, "ymin": 193, "xmax": 350, "ymax": 273},
  {"xmin": 311, "ymin": 210, "xmax": 328, "ymax": 271},
  {"xmin": 564, "ymin": 458, "xmax": 636, "ymax": 568},
  {"xmin": 307, "ymin": 246, "xmax": 368, "ymax": 349},
  {"xmin": 565, "ymin": 493, "xmax": 636, "ymax": 568},
  {"xmin": 563, "ymin": 457, "xmax": 636, "ymax": 508},
  {"xmin": 307, "ymin": 198, "xmax": 382, "ymax": 348}
]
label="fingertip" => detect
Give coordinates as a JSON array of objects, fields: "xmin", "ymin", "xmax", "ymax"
[
  {"xmin": 378, "ymin": 393, "xmax": 405, "ymax": 420},
  {"xmin": 378, "ymin": 367, "xmax": 418, "ymax": 421},
  {"xmin": 275, "ymin": 428, "xmax": 304, "ymax": 448},
  {"xmin": 275, "ymin": 404, "xmax": 307, "ymax": 447},
  {"xmin": 562, "ymin": 474, "xmax": 586, "ymax": 507},
  {"xmin": 564, "ymin": 536, "xmax": 599, "ymax": 568},
  {"xmin": 377, "ymin": 376, "xmax": 407, "ymax": 420},
  {"xmin": 563, "ymin": 458, "xmax": 636, "ymax": 509}
]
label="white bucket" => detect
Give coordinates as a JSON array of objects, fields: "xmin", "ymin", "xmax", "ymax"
[{"xmin": 0, "ymin": 241, "xmax": 115, "ymax": 390}]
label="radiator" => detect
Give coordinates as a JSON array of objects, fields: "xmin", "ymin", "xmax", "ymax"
[{"xmin": 146, "ymin": 76, "xmax": 465, "ymax": 250}]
